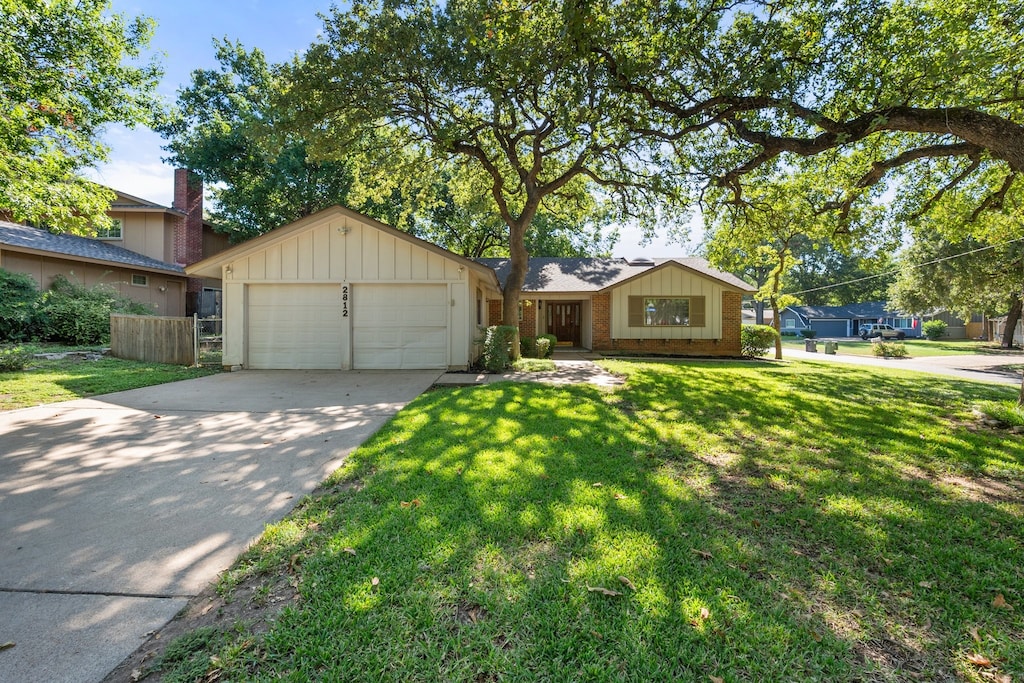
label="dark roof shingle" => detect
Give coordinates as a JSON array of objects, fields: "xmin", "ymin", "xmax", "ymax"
[
  {"xmin": 0, "ymin": 221, "xmax": 184, "ymax": 274},
  {"xmin": 476, "ymin": 257, "xmax": 753, "ymax": 292}
]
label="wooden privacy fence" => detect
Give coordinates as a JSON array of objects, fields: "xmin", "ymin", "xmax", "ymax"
[{"xmin": 110, "ymin": 314, "xmax": 197, "ymax": 366}]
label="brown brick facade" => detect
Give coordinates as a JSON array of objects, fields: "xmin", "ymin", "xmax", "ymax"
[
  {"xmin": 172, "ymin": 168, "xmax": 205, "ymax": 315},
  {"xmin": 487, "ymin": 299, "xmax": 503, "ymax": 326},
  {"xmin": 591, "ymin": 290, "xmax": 743, "ymax": 357}
]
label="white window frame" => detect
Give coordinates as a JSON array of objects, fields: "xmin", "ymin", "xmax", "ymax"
[
  {"xmin": 96, "ymin": 219, "xmax": 123, "ymax": 240},
  {"xmin": 130, "ymin": 273, "xmax": 148, "ymax": 287}
]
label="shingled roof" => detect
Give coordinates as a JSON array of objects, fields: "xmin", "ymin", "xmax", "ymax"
[
  {"xmin": 476, "ymin": 257, "xmax": 754, "ymax": 293},
  {"xmin": 0, "ymin": 221, "xmax": 184, "ymax": 275}
]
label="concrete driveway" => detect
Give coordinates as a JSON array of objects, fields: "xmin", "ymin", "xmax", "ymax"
[{"xmin": 0, "ymin": 370, "xmax": 440, "ymax": 683}]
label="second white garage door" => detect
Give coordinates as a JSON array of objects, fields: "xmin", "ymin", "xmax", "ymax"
[{"xmin": 353, "ymin": 284, "xmax": 448, "ymax": 369}]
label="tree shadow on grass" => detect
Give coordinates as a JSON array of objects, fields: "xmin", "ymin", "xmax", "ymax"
[{"xmin": 151, "ymin": 363, "xmax": 1023, "ymax": 682}]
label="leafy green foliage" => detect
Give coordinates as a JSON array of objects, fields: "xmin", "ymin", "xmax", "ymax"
[
  {"xmin": 0, "ymin": 0, "xmax": 161, "ymax": 233},
  {"xmin": 0, "ymin": 345, "xmax": 32, "ymax": 372},
  {"xmin": 740, "ymin": 324, "xmax": 779, "ymax": 357},
  {"xmin": 36, "ymin": 275, "xmax": 153, "ymax": 345},
  {"xmin": 479, "ymin": 325, "xmax": 518, "ymax": 372},
  {"xmin": 799, "ymin": 329, "xmax": 817, "ymax": 339},
  {"xmin": 871, "ymin": 341, "xmax": 908, "ymax": 357},
  {"xmin": 537, "ymin": 334, "xmax": 557, "ymax": 359},
  {"xmin": 975, "ymin": 400, "xmax": 1024, "ymax": 429},
  {"xmin": 922, "ymin": 320, "xmax": 949, "ymax": 341},
  {"xmin": 0, "ymin": 268, "xmax": 40, "ymax": 341},
  {"xmin": 288, "ymin": 0, "xmax": 686, "ymax": 329}
]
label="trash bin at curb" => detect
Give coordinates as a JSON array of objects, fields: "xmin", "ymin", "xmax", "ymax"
[
  {"xmin": 804, "ymin": 339, "xmax": 818, "ymax": 352},
  {"xmin": 824, "ymin": 341, "xmax": 838, "ymax": 354}
]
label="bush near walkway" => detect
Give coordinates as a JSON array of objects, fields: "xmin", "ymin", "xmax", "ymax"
[{"xmin": 142, "ymin": 361, "xmax": 1022, "ymax": 683}]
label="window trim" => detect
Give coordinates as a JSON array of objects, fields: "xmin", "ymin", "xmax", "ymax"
[{"xmin": 130, "ymin": 273, "xmax": 148, "ymax": 287}]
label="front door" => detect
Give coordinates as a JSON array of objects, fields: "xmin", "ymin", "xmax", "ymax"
[{"xmin": 547, "ymin": 302, "xmax": 581, "ymax": 346}]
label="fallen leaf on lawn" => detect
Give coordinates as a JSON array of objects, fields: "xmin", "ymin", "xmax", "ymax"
[
  {"xmin": 692, "ymin": 549, "xmax": 713, "ymax": 560},
  {"xmin": 700, "ymin": 607, "xmax": 711, "ymax": 619},
  {"xmin": 791, "ymin": 549, "xmax": 805, "ymax": 557},
  {"xmin": 130, "ymin": 669, "xmax": 143, "ymax": 682},
  {"xmin": 586, "ymin": 585, "xmax": 622, "ymax": 596},
  {"xmin": 992, "ymin": 674, "xmax": 1012, "ymax": 683},
  {"xmin": 751, "ymin": 519, "xmax": 761, "ymax": 528},
  {"xmin": 992, "ymin": 593, "xmax": 1012, "ymax": 610},
  {"xmin": 371, "ymin": 577, "xmax": 380, "ymax": 588},
  {"xmin": 881, "ymin": 556, "xmax": 893, "ymax": 565},
  {"xmin": 810, "ymin": 631, "xmax": 823, "ymax": 643},
  {"xmin": 400, "ymin": 499, "xmax": 422, "ymax": 508},
  {"xmin": 0, "ymin": 642, "xmax": 14, "ymax": 652},
  {"xmin": 968, "ymin": 627, "xmax": 981, "ymax": 643},
  {"xmin": 342, "ymin": 547, "xmax": 357, "ymax": 556},
  {"xmin": 709, "ymin": 676, "xmax": 724, "ymax": 683},
  {"xmin": 796, "ymin": 519, "xmax": 808, "ymax": 527},
  {"xmin": 618, "ymin": 576, "xmax": 636, "ymax": 591},
  {"xmin": 592, "ymin": 482, "xmax": 603, "ymax": 487},
  {"xmin": 614, "ymin": 493, "xmax": 627, "ymax": 500},
  {"xmin": 965, "ymin": 653, "xmax": 992, "ymax": 667},
  {"xmin": 918, "ymin": 581, "xmax": 934, "ymax": 588},
  {"xmin": 289, "ymin": 554, "xmax": 302, "ymax": 571},
  {"xmin": 591, "ymin": 630, "xmax": 603, "ymax": 639}
]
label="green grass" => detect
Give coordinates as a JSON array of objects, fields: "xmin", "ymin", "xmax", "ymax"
[
  {"xmin": 0, "ymin": 352, "xmax": 218, "ymax": 410},
  {"xmin": 781, "ymin": 337, "xmax": 999, "ymax": 357},
  {"xmin": 512, "ymin": 357, "xmax": 557, "ymax": 372},
  {"xmin": 153, "ymin": 361, "xmax": 1022, "ymax": 682}
]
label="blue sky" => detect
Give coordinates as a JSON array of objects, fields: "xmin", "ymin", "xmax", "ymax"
[{"xmin": 89, "ymin": 0, "xmax": 688, "ymax": 258}]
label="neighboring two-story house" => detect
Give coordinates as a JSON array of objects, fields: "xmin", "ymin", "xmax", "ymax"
[{"xmin": 0, "ymin": 170, "xmax": 228, "ymax": 317}]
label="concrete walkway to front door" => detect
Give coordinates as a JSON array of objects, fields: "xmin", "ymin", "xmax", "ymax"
[{"xmin": 0, "ymin": 370, "xmax": 440, "ymax": 683}]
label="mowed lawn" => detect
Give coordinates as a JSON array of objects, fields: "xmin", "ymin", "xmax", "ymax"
[{"xmin": 151, "ymin": 361, "xmax": 1022, "ymax": 682}]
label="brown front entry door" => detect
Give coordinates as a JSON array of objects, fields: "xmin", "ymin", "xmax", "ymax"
[{"xmin": 547, "ymin": 302, "xmax": 581, "ymax": 346}]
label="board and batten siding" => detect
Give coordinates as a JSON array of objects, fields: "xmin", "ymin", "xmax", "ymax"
[
  {"xmin": 216, "ymin": 213, "xmax": 475, "ymax": 369},
  {"xmin": 610, "ymin": 267, "xmax": 724, "ymax": 340}
]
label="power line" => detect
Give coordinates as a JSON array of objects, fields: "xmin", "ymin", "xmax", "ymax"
[{"xmin": 782, "ymin": 235, "xmax": 1024, "ymax": 297}]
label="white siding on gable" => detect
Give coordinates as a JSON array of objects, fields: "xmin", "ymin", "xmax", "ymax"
[
  {"xmin": 610, "ymin": 266, "xmax": 724, "ymax": 339},
  {"xmin": 213, "ymin": 210, "xmax": 488, "ymax": 370},
  {"xmin": 225, "ymin": 216, "xmax": 466, "ymax": 284}
]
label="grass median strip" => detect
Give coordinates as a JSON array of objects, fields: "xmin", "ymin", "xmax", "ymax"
[{"xmin": 146, "ymin": 361, "xmax": 1022, "ymax": 682}]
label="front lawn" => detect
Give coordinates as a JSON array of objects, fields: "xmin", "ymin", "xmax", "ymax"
[
  {"xmin": 781, "ymin": 337, "xmax": 999, "ymax": 357},
  {"xmin": 0, "ymin": 350, "xmax": 218, "ymax": 410},
  {"xmin": 142, "ymin": 361, "xmax": 1021, "ymax": 682}
]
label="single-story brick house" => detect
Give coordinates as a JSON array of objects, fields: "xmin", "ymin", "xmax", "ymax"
[
  {"xmin": 479, "ymin": 257, "xmax": 754, "ymax": 357},
  {"xmin": 186, "ymin": 206, "xmax": 754, "ymax": 370},
  {"xmin": 780, "ymin": 301, "xmax": 922, "ymax": 338}
]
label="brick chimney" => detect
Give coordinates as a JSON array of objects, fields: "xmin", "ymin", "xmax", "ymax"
[{"xmin": 172, "ymin": 169, "xmax": 204, "ymax": 316}]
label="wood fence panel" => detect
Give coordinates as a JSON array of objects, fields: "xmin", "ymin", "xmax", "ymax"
[{"xmin": 110, "ymin": 314, "xmax": 195, "ymax": 365}]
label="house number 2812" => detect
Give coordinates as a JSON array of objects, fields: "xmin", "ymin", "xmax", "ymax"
[{"xmin": 342, "ymin": 285, "xmax": 349, "ymax": 317}]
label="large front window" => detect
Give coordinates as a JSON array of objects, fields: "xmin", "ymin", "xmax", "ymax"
[
  {"xmin": 645, "ymin": 297, "xmax": 690, "ymax": 326},
  {"xmin": 628, "ymin": 295, "xmax": 705, "ymax": 327}
]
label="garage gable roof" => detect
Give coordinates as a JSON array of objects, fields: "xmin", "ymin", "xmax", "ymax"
[
  {"xmin": 477, "ymin": 257, "xmax": 755, "ymax": 293},
  {"xmin": 0, "ymin": 221, "xmax": 185, "ymax": 275},
  {"xmin": 186, "ymin": 205, "xmax": 499, "ymax": 286}
]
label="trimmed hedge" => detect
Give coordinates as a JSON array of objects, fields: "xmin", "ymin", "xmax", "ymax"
[
  {"xmin": 922, "ymin": 319, "xmax": 948, "ymax": 341},
  {"xmin": 741, "ymin": 324, "xmax": 780, "ymax": 357},
  {"xmin": 480, "ymin": 325, "xmax": 518, "ymax": 372}
]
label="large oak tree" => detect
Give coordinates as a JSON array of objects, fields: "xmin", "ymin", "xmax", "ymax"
[{"xmin": 284, "ymin": 0, "xmax": 685, "ymax": 343}]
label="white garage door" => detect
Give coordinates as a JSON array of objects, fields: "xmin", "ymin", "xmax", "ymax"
[
  {"xmin": 353, "ymin": 284, "xmax": 447, "ymax": 369},
  {"xmin": 248, "ymin": 285, "xmax": 345, "ymax": 369}
]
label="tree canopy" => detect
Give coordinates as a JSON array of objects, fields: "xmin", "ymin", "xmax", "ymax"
[
  {"xmin": 0, "ymin": 0, "xmax": 161, "ymax": 233},
  {"xmin": 285, "ymin": 0, "xmax": 686, "ymax": 334}
]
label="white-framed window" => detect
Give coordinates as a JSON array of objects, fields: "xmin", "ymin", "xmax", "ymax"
[
  {"xmin": 96, "ymin": 219, "xmax": 122, "ymax": 239},
  {"xmin": 130, "ymin": 273, "xmax": 148, "ymax": 287}
]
